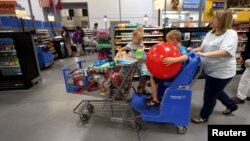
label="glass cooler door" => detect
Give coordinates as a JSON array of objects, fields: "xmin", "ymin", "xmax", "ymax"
[{"xmin": 0, "ymin": 38, "xmax": 22, "ymax": 76}]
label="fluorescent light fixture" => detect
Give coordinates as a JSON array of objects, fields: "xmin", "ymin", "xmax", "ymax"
[
  {"xmin": 233, "ymin": 11, "xmax": 237, "ymax": 20},
  {"xmin": 154, "ymin": 0, "xmax": 164, "ymax": 10},
  {"xmin": 48, "ymin": 12, "xmax": 55, "ymax": 22},
  {"xmin": 103, "ymin": 15, "xmax": 108, "ymax": 22}
]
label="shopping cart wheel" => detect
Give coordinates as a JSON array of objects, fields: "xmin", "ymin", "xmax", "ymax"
[
  {"xmin": 177, "ymin": 126, "xmax": 186, "ymax": 134},
  {"xmin": 87, "ymin": 104, "xmax": 94, "ymax": 113},
  {"xmin": 79, "ymin": 114, "xmax": 88, "ymax": 121},
  {"xmin": 134, "ymin": 122, "xmax": 141, "ymax": 132}
]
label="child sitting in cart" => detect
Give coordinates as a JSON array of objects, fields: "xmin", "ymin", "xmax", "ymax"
[
  {"xmin": 147, "ymin": 30, "xmax": 188, "ymax": 107},
  {"xmin": 115, "ymin": 26, "xmax": 149, "ymax": 94}
]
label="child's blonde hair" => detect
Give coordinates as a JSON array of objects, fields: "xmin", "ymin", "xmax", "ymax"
[
  {"xmin": 132, "ymin": 27, "xmax": 144, "ymax": 38},
  {"xmin": 166, "ymin": 30, "xmax": 181, "ymax": 43}
]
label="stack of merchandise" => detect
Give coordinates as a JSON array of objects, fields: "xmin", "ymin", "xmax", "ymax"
[
  {"xmin": 65, "ymin": 58, "xmax": 138, "ymax": 101},
  {"xmin": 96, "ymin": 30, "xmax": 112, "ymax": 59},
  {"xmin": 66, "ymin": 59, "xmax": 115, "ymax": 94}
]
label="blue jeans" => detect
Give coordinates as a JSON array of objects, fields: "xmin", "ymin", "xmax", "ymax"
[{"xmin": 200, "ymin": 75, "xmax": 237, "ymax": 119}]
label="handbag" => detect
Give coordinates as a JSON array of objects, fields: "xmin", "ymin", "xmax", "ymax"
[{"xmin": 245, "ymin": 59, "xmax": 250, "ymax": 68}]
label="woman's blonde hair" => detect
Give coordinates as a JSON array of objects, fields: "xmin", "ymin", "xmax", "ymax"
[
  {"xmin": 166, "ymin": 30, "xmax": 181, "ymax": 42},
  {"xmin": 132, "ymin": 27, "xmax": 144, "ymax": 37},
  {"xmin": 212, "ymin": 9, "xmax": 233, "ymax": 35}
]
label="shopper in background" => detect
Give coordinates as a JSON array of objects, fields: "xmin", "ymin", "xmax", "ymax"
[
  {"xmin": 61, "ymin": 26, "xmax": 72, "ymax": 57},
  {"xmin": 147, "ymin": 30, "xmax": 188, "ymax": 107},
  {"xmin": 116, "ymin": 27, "xmax": 148, "ymax": 94},
  {"xmin": 189, "ymin": 9, "xmax": 238, "ymax": 123},
  {"xmin": 232, "ymin": 30, "xmax": 250, "ymax": 104},
  {"xmin": 72, "ymin": 26, "xmax": 84, "ymax": 57},
  {"xmin": 92, "ymin": 23, "xmax": 98, "ymax": 37}
]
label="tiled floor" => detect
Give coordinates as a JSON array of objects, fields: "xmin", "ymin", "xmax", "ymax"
[{"xmin": 0, "ymin": 53, "xmax": 249, "ymax": 141}]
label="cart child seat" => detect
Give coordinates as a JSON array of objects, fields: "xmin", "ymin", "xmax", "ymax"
[{"xmin": 131, "ymin": 51, "xmax": 201, "ymax": 133}]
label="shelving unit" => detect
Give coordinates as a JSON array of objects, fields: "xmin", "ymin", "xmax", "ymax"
[
  {"xmin": 35, "ymin": 29, "xmax": 58, "ymax": 59},
  {"xmin": 233, "ymin": 22, "xmax": 250, "ymax": 73},
  {"xmin": 164, "ymin": 27, "xmax": 210, "ymax": 49},
  {"xmin": 96, "ymin": 30, "xmax": 112, "ymax": 59},
  {"xmin": 35, "ymin": 29, "xmax": 50, "ymax": 45},
  {"xmin": 0, "ymin": 47, "xmax": 22, "ymax": 76},
  {"xmin": 83, "ymin": 29, "xmax": 97, "ymax": 54},
  {"xmin": 84, "ymin": 30, "xmax": 94, "ymax": 38},
  {"xmin": 113, "ymin": 23, "xmax": 164, "ymax": 56}
]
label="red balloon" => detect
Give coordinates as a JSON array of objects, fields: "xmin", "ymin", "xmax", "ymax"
[{"xmin": 146, "ymin": 42, "xmax": 182, "ymax": 79}]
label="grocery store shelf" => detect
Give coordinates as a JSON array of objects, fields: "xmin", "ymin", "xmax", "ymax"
[
  {"xmin": 115, "ymin": 34, "xmax": 163, "ymax": 38},
  {"xmin": 0, "ymin": 65, "xmax": 20, "ymax": 68},
  {"xmin": 115, "ymin": 42, "xmax": 129, "ymax": 44},
  {"xmin": 115, "ymin": 27, "xmax": 162, "ymax": 31},
  {"xmin": 143, "ymin": 41, "xmax": 163, "ymax": 44},
  {"xmin": 238, "ymin": 40, "xmax": 248, "ymax": 43},
  {"xmin": 143, "ymin": 34, "xmax": 163, "ymax": 37},
  {"xmin": 237, "ymin": 31, "xmax": 249, "ymax": 33},
  {"xmin": 116, "ymin": 41, "xmax": 163, "ymax": 44},
  {"xmin": 0, "ymin": 50, "xmax": 16, "ymax": 53}
]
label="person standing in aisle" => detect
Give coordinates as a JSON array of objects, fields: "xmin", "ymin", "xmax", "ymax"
[
  {"xmin": 116, "ymin": 27, "xmax": 148, "ymax": 94},
  {"xmin": 232, "ymin": 29, "xmax": 250, "ymax": 104},
  {"xmin": 72, "ymin": 26, "xmax": 84, "ymax": 57},
  {"xmin": 91, "ymin": 23, "xmax": 98, "ymax": 52},
  {"xmin": 61, "ymin": 26, "xmax": 72, "ymax": 57},
  {"xmin": 92, "ymin": 23, "xmax": 98, "ymax": 37},
  {"xmin": 190, "ymin": 9, "xmax": 238, "ymax": 123}
]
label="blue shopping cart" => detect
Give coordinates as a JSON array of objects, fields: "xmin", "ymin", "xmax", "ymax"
[{"xmin": 131, "ymin": 51, "xmax": 202, "ymax": 134}]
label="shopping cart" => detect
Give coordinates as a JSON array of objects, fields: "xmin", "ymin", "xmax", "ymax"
[
  {"xmin": 131, "ymin": 51, "xmax": 202, "ymax": 134},
  {"xmin": 62, "ymin": 60, "xmax": 141, "ymax": 131}
]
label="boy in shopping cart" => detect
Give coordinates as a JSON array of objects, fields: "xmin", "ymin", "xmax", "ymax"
[
  {"xmin": 147, "ymin": 30, "xmax": 188, "ymax": 107},
  {"xmin": 115, "ymin": 27, "xmax": 149, "ymax": 94}
]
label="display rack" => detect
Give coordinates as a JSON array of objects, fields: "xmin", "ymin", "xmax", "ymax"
[
  {"xmin": 35, "ymin": 29, "xmax": 58, "ymax": 59},
  {"xmin": 233, "ymin": 22, "xmax": 250, "ymax": 73},
  {"xmin": 35, "ymin": 29, "xmax": 50, "ymax": 45},
  {"xmin": 83, "ymin": 29, "xmax": 97, "ymax": 54},
  {"xmin": 112, "ymin": 23, "xmax": 164, "ymax": 56},
  {"xmin": 96, "ymin": 30, "xmax": 112, "ymax": 59},
  {"xmin": 84, "ymin": 29, "xmax": 94, "ymax": 38},
  {"xmin": 164, "ymin": 27, "xmax": 211, "ymax": 49}
]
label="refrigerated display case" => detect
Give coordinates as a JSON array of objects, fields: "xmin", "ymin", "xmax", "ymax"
[{"xmin": 0, "ymin": 32, "xmax": 41, "ymax": 90}]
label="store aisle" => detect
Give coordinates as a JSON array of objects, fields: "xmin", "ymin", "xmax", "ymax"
[{"xmin": 0, "ymin": 53, "xmax": 250, "ymax": 141}]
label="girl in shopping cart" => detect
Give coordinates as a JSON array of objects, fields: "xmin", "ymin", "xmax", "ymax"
[{"xmin": 115, "ymin": 27, "xmax": 149, "ymax": 94}]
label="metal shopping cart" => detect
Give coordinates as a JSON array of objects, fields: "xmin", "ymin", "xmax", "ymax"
[{"xmin": 62, "ymin": 59, "xmax": 141, "ymax": 131}]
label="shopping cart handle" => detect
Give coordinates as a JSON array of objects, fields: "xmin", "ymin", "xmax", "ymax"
[
  {"xmin": 62, "ymin": 66, "xmax": 69, "ymax": 71},
  {"xmin": 76, "ymin": 60, "xmax": 86, "ymax": 68}
]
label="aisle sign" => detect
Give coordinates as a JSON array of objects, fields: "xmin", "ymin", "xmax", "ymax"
[
  {"xmin": 212, "ymin": 2, "xmax": 224, "ymax": 9},
  {"xmin": 182, "ymin": 0, "xmax": 201, "ymax": 11},
  {"xmin": 0, "ymin": 1, "xmax": 16, "ymax": 14}
]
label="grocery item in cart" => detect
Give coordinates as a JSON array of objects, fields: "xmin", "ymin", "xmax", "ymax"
[{"xmin": 114, "ymin": 51, "xmax": 136, "ymax": 65}]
